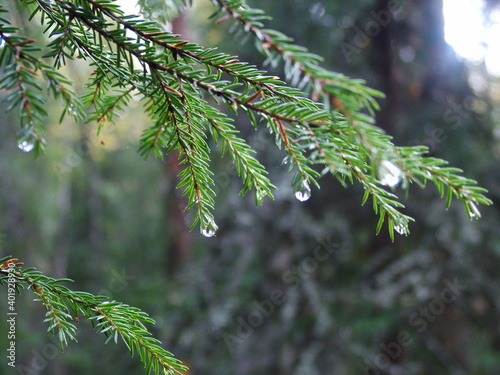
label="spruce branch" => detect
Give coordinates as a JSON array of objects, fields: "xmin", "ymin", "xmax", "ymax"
[
  {"xmin": 1, "ymin": 0, "xmax": 492, "ymax": 237},
  {"xmin": 209, "ymin": 0, "xmax": 493, "ymax": 234},
  {"xmin": 0, "ymin": 256, "xmax": 188, "ymax": 375},
  {"xmin": 0, "ymin": 5, "xmax": 85, "ymax": 154}
]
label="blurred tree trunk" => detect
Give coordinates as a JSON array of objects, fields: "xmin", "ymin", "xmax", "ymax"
[
  {"xmin": 369, "ymin": 0, "xmax": 470, "ymax": 371},
  {"xmin": 165, "ymin": 150, "xmax": 192, "ymax": 268},
  {"xmin": 165, "ymin": 12, "xmax": 192, "ymax": 270},
  {"xmin": 371, "ymin": 0, "xmax": 397, "ymax": 134}
]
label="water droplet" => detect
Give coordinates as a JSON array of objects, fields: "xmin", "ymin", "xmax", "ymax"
[
  {"xmin": 255, "ymin": 189, "xmax": 265, "ymax": 205},
  {"xmin": 295, "ymin": 180, "xmax": 311, "ymax": 202},
  {"xmin": 18, "ymin": 140, "xmax": 35, "ymax": 153},
  {"xmin": 467, "ymin": 202, "xmax": 481, "ymax": 219},
  {"xmin": 378, "ymin": 160, "xmax": 402, "ymax": 187},
  {"xmin": 201, "ymin": 220, "xmax": 217, "ymax": 238},
  {"xmin": 67, "ymin": 104, "xmax": 77, "ymax": 117},
  {"xmin": 16, "ymin": 130, "xmax": 36, "ymax": 153},
  {"xmin": 394, "ymin": 225, "xmax": 406, "ymax": 235},
  {"xmin": 202, "ymin": 227, "xmax": 216, "ymax": 237}
]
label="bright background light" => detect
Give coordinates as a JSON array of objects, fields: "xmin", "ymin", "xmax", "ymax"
[
  {"xmin": 117, "ymin": 1, "xmax": 139, "ymax": 16},
  {"xmin": 116, "ymin": 1, "xmax": 500, "ymax": 76},
  {"xmin": 443, "ymin": 0, "xmax": 500, "ymax": 76}
]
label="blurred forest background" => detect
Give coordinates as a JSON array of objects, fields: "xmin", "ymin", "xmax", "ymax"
[{"xmin": 1, "ymin": 0, "xmax": 500, "ymax": 374}]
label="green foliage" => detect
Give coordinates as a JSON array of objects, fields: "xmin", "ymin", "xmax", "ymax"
[
  {"xmin": 0, "ymin": 0, "xmax": 495, "ymax": 372},
  {"xmin": 0, "ymin": 0, "xmax": 491, "ymax": 240},
  {"xmin": 0, "ymin": 256, "xmax": 188, "ymax": 375},
  {"xmin": 0, "ymin": 5, "xmax": 84, "ymax": 155}
]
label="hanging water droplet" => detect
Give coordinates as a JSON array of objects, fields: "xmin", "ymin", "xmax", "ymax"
[
  {"xmin": 18, "ymin": 140, "xmax": 35, "ymax": 153},
  {"xmin": 467, "ymin": 202, "xmax": 480, "ymax": 219},
  {"xmin": 378, "ymin": 160, "xmax": 402, "ymax": 187},
  {"xmin": 201, "ymin": 220, "xmax": 217, "ymax": 238},
  {"xmin": 255, "ymin": 189, "xmax": 265, "ymax": 206},
  {"xmin": 67, "ymin": 104, "xmax": 76, "ymax": 117},
  {"xmin": 394, "ymin": 225, "xmax": 406, "ymax": 235},
  {"xmin": 16, "ymin": 130, "xmax": 36, "ymax": 153},
  {"xmin": 202, "ymin": 227, "xmax": 216, "ymax": 237},
  {"xmin": 295, "ymin": 180, "xmax": 311, "ymax": 202}
]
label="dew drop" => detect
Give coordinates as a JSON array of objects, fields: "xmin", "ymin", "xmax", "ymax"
[
  {"xmin": 394, "ymin": 225, "xmax": 405, "ymax": 235},
  {"xmin": 16, "ymin": 130, "xmax": 36, "ymax": 153},
  {"xmin": 255, "ymin": 189, "xmax": 265, "ymax": 205},
  {"xmin": 378, "ymin": 160, "xmax": 402, "ymax": 187},
  {"xmin": 67, "ymin": 104, "xmax": 77, "ymax": 117},
  {"xmin": 201, "ymin": 220, "xmax": 217, "ymax": 238},
  {"xmin": 295, "ymin": 180, "xmax": 311, "ymax": 202},
  {"xmin": 202, "ymin": 227, "xmax": 216, "ymax": 237},
  {"xmin": 18, "ymin": 140, "xmax": 35, "ymax": 153},
  {"xmin": 467, "ymin": 202, "xmax": 480, "ymax": 219}
]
